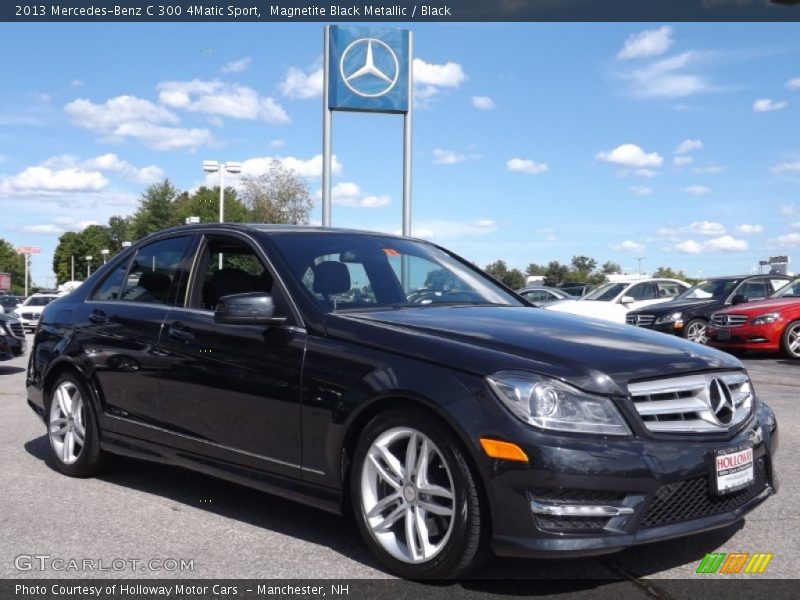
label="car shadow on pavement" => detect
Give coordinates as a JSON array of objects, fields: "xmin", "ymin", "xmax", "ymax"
[
  {"xmin": 23, "ymin": 433, "xmax": 742, "ymax": 585},
  {"xmin": 0, "ymin": 366, "xmax": 25, "ymax": 375}
]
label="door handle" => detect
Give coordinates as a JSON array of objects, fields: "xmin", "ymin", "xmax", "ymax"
[
  {"xmin": 88, "ymin": 310, "xmax": 107, "ymax": 324},
  {"xmin": 167, "ymin": 322, "xmax": 195, "ymax": 342}
]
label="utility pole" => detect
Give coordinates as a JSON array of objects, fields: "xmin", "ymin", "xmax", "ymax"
[{"xmin": 635, "ymin": 256, "xmax": 646, "ymax": 277}]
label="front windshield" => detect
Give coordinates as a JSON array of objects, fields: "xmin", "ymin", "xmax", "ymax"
[
  {"xmin": 24, "ymin": 296, "xmax": 54, "ymax": 307},
  {"xmin": 582, "ymin": 282, "xmax": 626, "ymax": 301},
  {"xmin": 269, "ymin": 232, "xmax": 523, "ymax": 312},
  {"xmin": 676, "ymin": 279, "xmax": 738, "ymax": 301},
  {"xmin": 773, "ymin": 278, "xmax": 800, "ymax": 298}
]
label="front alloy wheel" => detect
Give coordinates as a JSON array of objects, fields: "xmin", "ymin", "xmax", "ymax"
[
  {"xmin": 684, "ymin": 319, "xmax": 708, "ymax": 344},
  {"xmin": 783, "ymin": 320, "xmax": 800, "ymax": 359},
  {"xmin": 352, "ymin": 410, "xmax": 485, "ymax": 579}
]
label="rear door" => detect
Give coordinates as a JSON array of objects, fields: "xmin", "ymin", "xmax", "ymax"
[
  {"xmin": 78, "ymin": 235, "xmax": 196, "ymax": 427},
  {"xmin": 155, "ymin": 233, "xmax": 306, "ymax": 478}
]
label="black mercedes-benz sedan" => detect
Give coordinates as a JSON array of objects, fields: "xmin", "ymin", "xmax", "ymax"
[
  {"xmin": 27, "ymin": 225, "xmax": 778, "ymax": 578},
  {"xmin": 1, "ymin": 313, "xmax": 26, "ymax": 361}
]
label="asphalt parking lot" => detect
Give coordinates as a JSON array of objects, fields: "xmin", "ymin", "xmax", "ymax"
[{"xmin": 0, "ymin": 337, "xmax": 797, "ymax": 591}]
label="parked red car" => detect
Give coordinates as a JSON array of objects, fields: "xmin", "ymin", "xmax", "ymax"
[{"xmin": 708, "ymin": 277, "xmax": 800, "ymax": 359}]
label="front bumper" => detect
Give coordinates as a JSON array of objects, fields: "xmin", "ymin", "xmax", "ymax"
[
  {"xmin": 707, "ymin": 323, "xmax": 782, "ymax": 353},
  {"xmin": 0, "ymin": 334, "xmax": 26, "ymax": 361},
  {"xmin": 444, "ymin": 397, "xmax": 778, "ymax": 558}
]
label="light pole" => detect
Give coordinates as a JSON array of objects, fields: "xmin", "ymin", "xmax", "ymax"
[
  {"xmin": 201, "ymin": 160, "xmax": 242, "ymax": 224},
  {"xmin": 85, "ymin": 256, "xmax": 93, "ymax": 279},
  {"xmin": 101, "ymin": 248, "xmax": 109, "ymax": 264}
]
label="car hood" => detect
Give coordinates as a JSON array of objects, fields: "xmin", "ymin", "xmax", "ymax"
[
  {"xmin": 324, "ymin": 306, "xmax": 740, "ymax": 396},
  {"xmin": 630, "ymin": 298, "xmax": 717, "ymax": 315},
  {"xmin": 714, "ymin": 297, "xmax": 800, "ymax": 315},
  {"xmin": 544, "ymin": 299, "xmax": 626, "ymax": 322}
]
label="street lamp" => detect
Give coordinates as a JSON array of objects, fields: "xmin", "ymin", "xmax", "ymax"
[
  {"xmin": 85, "ymin": 256, "xmax": 93, "ymax": 279},
  {"xmin": 101, "ymin": 248, "xmax": 109, "ymax": 264},
  {"xmin": 202, "ymin": 160, "xmax": 242, "ymax": 224}
]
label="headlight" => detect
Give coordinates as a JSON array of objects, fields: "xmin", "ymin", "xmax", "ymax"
[
  {"xmin": 655, "ymin": 311, "xmax": 683, "ymax": 325},
  {"xmin": 751, "ymin": 312, "xmax": 779, "ymax": 325},
  {"xmin": 10, "ymin": 311, "xmax": 19, "ymax": 318},
  {"xmin": 485, "ymin": 371, "xmax": 631, "ymax": 436}
]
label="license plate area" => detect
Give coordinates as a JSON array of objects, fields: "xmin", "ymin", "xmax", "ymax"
[
  {"xmin": 711, "ymin": 444, "xmax": 754, "ymax": 496},
  {"xmin": 717, "ymin": 329, "xmax": 731, "ymax": 341}
]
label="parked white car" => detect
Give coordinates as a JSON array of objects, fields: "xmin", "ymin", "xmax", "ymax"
[
  {"xmin": 13, "ymin": 293, "xmax": 59, "ymax": 332},
  {"xmin": 544, "ymin": 278, "xmax": 690, "ymax": 323}
]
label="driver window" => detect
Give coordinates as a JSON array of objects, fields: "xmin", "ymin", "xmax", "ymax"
[
  {"xmin": 738, "ymin": 280, "xmax": 767, "ymax": 300},
  {"xmin": 627, "ymin": 283, "xmax": 656, "ymax": 301}
]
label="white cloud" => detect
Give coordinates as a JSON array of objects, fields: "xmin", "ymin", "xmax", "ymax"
[
  {"xmin": 18, "ymin": 217, "xmax": 99, "ymax": 235},
  {"xmin": 629, "ymin": 185, "xmax": 653, "ymax": 196},
  {"xmin": 626, "ymin": 51, "xmax": 711, "ymax": 99},
  {"xmin": 536, "ymin": 227, "xmax": 557, "ymax": 241},
  {"xmin": 280, "ymin": 67, "xmax": 324, "ymax": 99},
  {"xmin": 735, "ymin": 224, "xmax": 763, "ymax": 235},
  {"xmin": 772, "ymin": 232, "xmax": 800, "ymax": 247},
  {"xmin": 315, "ymin": 182, "xmax": 390, "ymax": 208},
  {"xmin": 618, "ymin": 26, "xmax": 674, "ymax": 60},
  {"xmin": 221, "ymin": 56, "xmax": 252, "ymax": 74},
  {"xmin": 82, "ymin": 153, "xmax": 164, "ymax": 183},
  {"xmin": 402, "ymin": 219, "xmax": 497, "ymax": 241},
  {"xmin": 471, "ymin": 96, "xmax": 496, "ymax": 110},
  {"xmin": 595, "ymin": 144, "xmax": 663, "ymax": 168},
  {"xmin": 433, "ymin": 149, "xmax": 465, "ymax": 165},
  {"xmin": 682, "ymin": 185, "xmax": 711, "ymax": 195},
  {"xmin": 70, "ymin": 79, "xmax": 83, "ymax": 88},
  {"xmin": 634, "ymin": 168, "xmax": 658, "ymax": 178},
  {"xmin": 64, "ymin": 95, "xmax": 213, "ymax": 151},
  {"xmin": 158, "ymin": 79, "xmax": 289, "ymax": 124},
  {"xmin": 693, "ymin": 165, "xmax": 726, "ymax": 174},
  {"xmin": 672, "ymin": 235, "xmax": 747, "ymax": 254},
  {"xmin": 674, "ymin": 139, "xmax": 703, "ymax": 154},
  {"xmin": 0, "ymin": 165, "xmax": 108, "ymax": 195},
  {"xmin": 771, "ymin": 162, "xmax": 800, "ymax": 174},
  {"xmin": 687, "ymin": 220, "xmax": 726, "ymax": 236},
  {"xmin": 412, "ymin": 58, "xmax": 466, "ymax": 106},
  {"xmin": 753, "ymin": 98, "xmax": 787, "ymax": 112},
  {"xmin": 781, "ymin": 204, "xmax": 799, "ymax": 216},
  {"xmin": 506, "ymin": 158, "xmax": 549, "ymax": 174},
  {"xmin": 674, "ymin": 155, "xmax": 693, "ymax": 167},
  {"xmin": 238, "ymin": 154, "xmax": 342, "ymax": 179},
  {"xmin": 611, "ymin": 240, "xmax": 645, "ymax": 253},
  {"xmin": 20, "ymin": 224, "xmax": 66, "ymax": 234},
  {"xmin": 788, "ymin": 77, "xmax": 800, "ymax": 90}
]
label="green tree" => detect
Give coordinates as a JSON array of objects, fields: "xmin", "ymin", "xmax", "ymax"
[
  {"xmin": 654, "ymin": 266, "xmax": 688, "ymax": 280},
  {"xmin": 0, "ymin": 238, "xmax": 27, "ymax": 294},
  {"xmin": 107, "ymin": 216, "xmax": 134, "ymax": 252},
  {"xmin": 484, "ymin": 260, "xmax": 526, "ymax": 289},
  {"xmin": 52, "ymin": 226, "xmax": 113, "ymax": 284},
  {"xmin": 526, "ymin": 263, "xmax": 547, "ymax": 276},
  {"xmin": 602, "ymin": 261, "xmax": 621, "ymax": 275},
  {"xmin": 424, "ymin": 268, "xmax": 460, "ymax": 290},
  {"xmin": 241, "ymin": 160, "xmax": 313, "ymax": 225},
  {"xmin": 543, "ymin": 261, "xmax": 570, "ymax": 287},
  {"xmin": 131, "ymin": 179, "xmax": 180, "ymax": 239},
  {"xmin": 172, "ymin": 186, "xmax": 249, "ymax": 225}
]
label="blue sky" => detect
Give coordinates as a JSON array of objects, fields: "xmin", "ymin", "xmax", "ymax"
[{"xmin": 1, "ymin": 23, "xmax": 799, "ymax": 286}]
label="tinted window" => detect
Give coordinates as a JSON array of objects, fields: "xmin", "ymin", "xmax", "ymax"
[
  {"xmin": 677, "ymin": 279, "xmax": 738, "ymax": 300},
  {"xmin": 774, "ymin": 278, "xmax": 800, "ymax": 298},
  {"xmin": 770, "ymin": 278, "xmax": 790, "ymax": 293},
  {"xmin": 584, "ymin": 283, "xmax": 626, "ymax": 301},
  {"xmin": 24, "ymin": 296, "xmax": 55, "ymax": 307},
  {"xmin": 270, "ymin": 233, "xmax": 522, "ymax": 312},
  {"xmin": 627, "ymin": 283, "xmax": 656, "ymax": 301},
  {"xmin": 119, "ymin": 236, "xmax": 193, "ymax": 305},
  {"xmin": 738, "ymin": 279, "xmax": 768, "ymax": 300},
  {"xmin": 657, "ymin": 282, "xmax": 684, "ymax": 298},
  {"xmin": 93, "ymin": 260, "xmax": 130, "ymax": 301}
]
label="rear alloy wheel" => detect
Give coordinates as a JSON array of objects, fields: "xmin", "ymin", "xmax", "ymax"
[
  {"xmin": 684, "ymin": 319, "xmax": 708, "ymax": 344},
  {"xmin": 782, "ymin": 320, "xmax": 800, "ymax": 359},
  {"xmin": 352, "ymin": 411, "xmax": 485, "ymax": 579},
  {"xmin": 47, "ymin": 374, "xmax": 112, "ymax": 477}
]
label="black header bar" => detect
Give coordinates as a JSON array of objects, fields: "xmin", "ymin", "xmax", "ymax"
[{"xmin": 3, "ymin": 0, "xmax": 800, "ymax": 23}]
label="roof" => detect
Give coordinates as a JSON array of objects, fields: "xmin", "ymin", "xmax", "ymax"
[{"xmin": 148, "ymin": 223, "xmax": 414, "ymax": 242}]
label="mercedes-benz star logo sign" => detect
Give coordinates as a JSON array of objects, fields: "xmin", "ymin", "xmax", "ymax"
[
  {"xmin": 707, "ymin": 378, "xmax": 734, "ymax": 425},
  {"xmin": 340, "ymin": 38, "xmax": 400, "ymax": 98}
]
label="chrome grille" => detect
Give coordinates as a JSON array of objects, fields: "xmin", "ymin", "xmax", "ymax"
[
  {"xmin": 628, "ymin": 372, "xmax": 753, "ymax": 434},
  {"xmin": 626, "ymin": 314, "xmax": 655, "ymax": 327},
  {"xmin": 711, "ymin": 314, "xmax": 747, "ymax": 328},
  {"xmin": 8, "ymin": 321, "xmax": 24, "ymax": 338},
  {"xmin": 21, "ymin": 312, "xmax": 38, "ymax": 321}
]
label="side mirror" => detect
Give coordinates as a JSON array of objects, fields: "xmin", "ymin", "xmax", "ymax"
[
  {"xmin": 620, "ymin": 295, "xmax": 636, "ymax": 305},
  {"xmin": 214, "ymin": 292, "xmax": 287, "ymax": 326},
  {"xmin": 731, "ymin": 294, "xmax": 748, "ymax": 305}
]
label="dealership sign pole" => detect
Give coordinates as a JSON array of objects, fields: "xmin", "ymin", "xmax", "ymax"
[
  {"xmin": 16, "ymin": 246, "xmax": 41, "ymax": 298},
  {"xmin": 322, "ymin": 25, "xmax": 412, "ymax": 235}
]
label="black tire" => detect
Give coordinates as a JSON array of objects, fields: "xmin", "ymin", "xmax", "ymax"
[
  {"xmin": 46, "ymin": 372, "xmax": 113, "ymax": 477},
  {"xmin": 350, "ymin": 409, "xmax": 487, "ymax": 579},
  {"xmin": 782, "ymin": 320, "xmax": 800, "ymax": 359},
  {"xmin": 683, "ymin": 318, "xmax": 708, "ymax": 344}
]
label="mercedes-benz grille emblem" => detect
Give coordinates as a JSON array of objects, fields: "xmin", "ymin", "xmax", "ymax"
[
  {"xmin": 340, "ymin": 38, "xmax": 400, "ymax": 98},
  {"xmin": 707, "ymin": 378, "xmax": 734, "ymax": 425}
]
